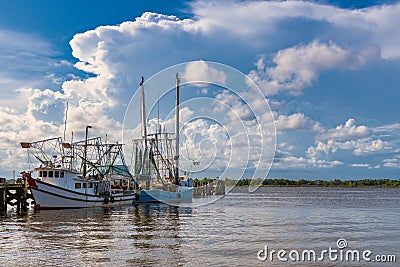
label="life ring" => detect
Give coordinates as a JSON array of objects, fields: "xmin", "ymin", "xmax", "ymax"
[
  {"xmin": 110, "ymin": 196, "xmax": 115, "ymax": 203},
  {"xmin": 104, "ymin": 197, "xmax": 109, "ymax": 204}
]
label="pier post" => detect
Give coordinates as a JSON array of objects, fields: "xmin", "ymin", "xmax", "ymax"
[
  {"xmin": 3, "ymin": 174, "xmax": 33, "ymax": 213},
  {"xmin": 22, "ymin": 174, "xmax": 28, "ymax": 211},
  {"xmin": 0, "ymin": 178, "xmax": 6, "ymax": 214}
]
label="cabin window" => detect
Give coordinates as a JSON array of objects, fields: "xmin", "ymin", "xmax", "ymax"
[
  {"xmin": 75, "ymin": 183, "xmax": 81, "ymax": 189},
  {"xmin": 55, "ymin": 171, "xmax": 59, "ymax": 178},
  {"xmin": 43, "ymin": 171, "xmax": 47, "ymax": 177},
  {"xmin": 48, "ymin": 171, "xmax": 53, "ymax": 178},
  {"xmin": 39, "ymin": 171, "xmax": 43, "ymax": 177},
  {"xmin": 88, "ymin": 182, "xmax": 93, "ymax": 188},
  {"xmin": 82, "ymin": 183, "xmax": 87, "ymax": 189},
  {"xmin": 60, "ymin": 171, "xmax": 64, "ymax": 178}
]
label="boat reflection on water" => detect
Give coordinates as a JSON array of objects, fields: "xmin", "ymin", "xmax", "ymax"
[
  {"xmin": 129, "ymin": 204, "xmax": 183, "ymax": 264},
  {"xmin": 10, "ymin": 205, "xmax": 192, "ymax": 266}
]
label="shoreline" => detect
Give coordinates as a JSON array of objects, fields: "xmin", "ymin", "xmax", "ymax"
[
  {"xmin": 227, "ymin": 185, "xmax": 400, "ymax": 188},
  {"xmin": 218, "ymin": 178, "xmax": 400, "ymax": 188}
]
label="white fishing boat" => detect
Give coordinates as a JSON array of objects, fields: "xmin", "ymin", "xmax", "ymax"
[
  {"xmin": 21, "ymin": 74, "xmax": 193, "ymax": 209},
  {"xmin": 21, "ymin": 135, "xmax": 140, "ymax": 209}
]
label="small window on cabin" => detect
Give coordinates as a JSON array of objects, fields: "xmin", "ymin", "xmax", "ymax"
[
  {"xmin": 82, "ymin": 183, "xmax": 87, "ymax": 189},
  {"xmin": 48, "ymin": 171, "xmax": 53, "ymax": 178},
  {"xmin": 88, "ymin": 183, "xmax": 93, "ymax": 188},
  {"xmin": 60, "ymin": 171, "xmax": 64, "ymax": 178},
  {"xmin": 55, "ymin": 171, "xmax": 59, "ymax": 178},
  {"xmin": 43, "ymin": 171, "xmax": 47, "ymax": 177},
  {"xmin": 39, "ymin": 171, "xmax": 43, "ymax": 177},
  {"xmin": 75, "ymin": 183, "xmax": 81, "ymax": 189}
]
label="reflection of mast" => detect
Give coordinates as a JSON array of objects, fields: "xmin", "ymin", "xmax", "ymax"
[
  {"xmin": 140, "ymin": 77, "xmax": 147, "ymax": 145},
  {"xmin": 174, "ymin": 73, "xmax": 180, "ymax": 185}
]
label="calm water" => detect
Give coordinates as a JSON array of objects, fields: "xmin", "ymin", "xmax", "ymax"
[{"xmin": 0, "ymin": 187, "xmax": 399, "ymax": 266}]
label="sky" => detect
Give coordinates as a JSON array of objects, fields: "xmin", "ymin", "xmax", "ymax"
[{"xmin": 0, "ymin": 0, "xmax": 400, "ymax": 180}]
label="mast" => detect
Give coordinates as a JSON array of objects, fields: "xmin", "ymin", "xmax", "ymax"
[
  {"xmin": 174, "ymin": 73, "xmax": 180, "ymax": 185},
  {"xmin": 140, "ymin": 77, "xmax": 147, "ymax": 145},
  {"xmin": 157, "ymin": 91, "xmax": 161, "ymax": 134},
  {"xmin": 83, "ymin": 125, "xmax": 92, "ymax": 178}
]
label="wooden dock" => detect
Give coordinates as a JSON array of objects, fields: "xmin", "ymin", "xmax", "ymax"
[
  {"xmin": 0, "ymin": 177, "xmax": 34, "ymax": 214},
  {"xmin": 192, "ymin": 179, "xmax": 225, "ymax": 197}
]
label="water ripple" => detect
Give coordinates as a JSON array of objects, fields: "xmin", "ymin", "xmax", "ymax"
[{"xmin": 0, "ymin": 187, "xmax": 398, "ymax": 266}]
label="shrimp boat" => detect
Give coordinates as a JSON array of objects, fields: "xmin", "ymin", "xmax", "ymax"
[
  {"xmin": 131, "ymin": 74, "xmax": 193, "ymax": 202},
  {"xmin": 21, "ymin": 74, "xmax": 193, "ymax": 209},
  {"xmin": 21, "ymin": 135, "xmax": 140, "ymax": 209}
]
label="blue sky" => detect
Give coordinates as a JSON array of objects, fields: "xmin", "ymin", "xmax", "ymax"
[{"xmin": 0, "ymin": 0, "xmax": 400, "ymax": 180}]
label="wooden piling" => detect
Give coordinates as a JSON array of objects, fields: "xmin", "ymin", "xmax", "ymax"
[
  {"xmin": 0, "ymin": 178, "xmax": 6, "ymax": 214},
  {"xmin": 0, "ymin": 177, "xmax": 34, "ymax": 214}
]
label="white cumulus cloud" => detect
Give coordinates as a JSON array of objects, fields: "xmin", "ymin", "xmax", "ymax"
[
  {"xmin": 181, "ymin": 60, "xmax": 227, "ymax": 86},
  {"xmin": 274, "ymin": 113, "xmax": 323, "ymax": 132},
  {"xmin": 319, "ymin": 118, "xmax": 371, "ymax": 141},
  {"xmin": 307, "ymin": 118, "xmax": 392, "ymax": 157},
  {"xmin": 248, "ymin": 41, "xmax": 379, "ymax": 96}
]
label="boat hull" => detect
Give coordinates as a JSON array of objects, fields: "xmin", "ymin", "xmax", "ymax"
[
  {"xmin": 29, "ymin": 178, "xmax": 193, "ymax": 209},
  {"xmin": 139, "ymin": 188, "xmax": 193, "ymax": 203},
  {"xmin": 30, "ymin": 180, "xmax": 138, "ymax": 209}
]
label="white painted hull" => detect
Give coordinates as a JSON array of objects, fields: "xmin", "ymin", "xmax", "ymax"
[{"xmin": 30, "ymin": 179, "xmax": 138, "ymax": 209}]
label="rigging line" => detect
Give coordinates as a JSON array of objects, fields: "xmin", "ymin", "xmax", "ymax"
[
  {"xmin": 130, "ymin": 140, "xmax": 135, "ymax": 168},
  {"xmin": 184, "ymin": 133, "xmax": 191, "ymax": 162},
  {"xmin": 27, "ymin": 149, "xmax": 32, "ymax": 170},
  {"xmin": 63, "ymin": 101, "xmax": 69, "ymax": 142},
  {"xmin": 184, "ymin": 133, "xmax": 195, "ymax": 176}
]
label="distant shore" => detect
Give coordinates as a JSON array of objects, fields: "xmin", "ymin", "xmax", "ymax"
[{"xmin": 193, "ymin": 178, "xmax": 400, "ymax": 188}]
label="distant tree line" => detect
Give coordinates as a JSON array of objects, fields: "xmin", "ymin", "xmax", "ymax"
[{"xmin": 222, "ymin": 178, "xmax": 400, "ymax": 188}]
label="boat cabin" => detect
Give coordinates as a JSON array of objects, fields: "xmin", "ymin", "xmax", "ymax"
[{"xmin": 34, "ymin": 167, "xmax": 104, "ymax": 195}]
